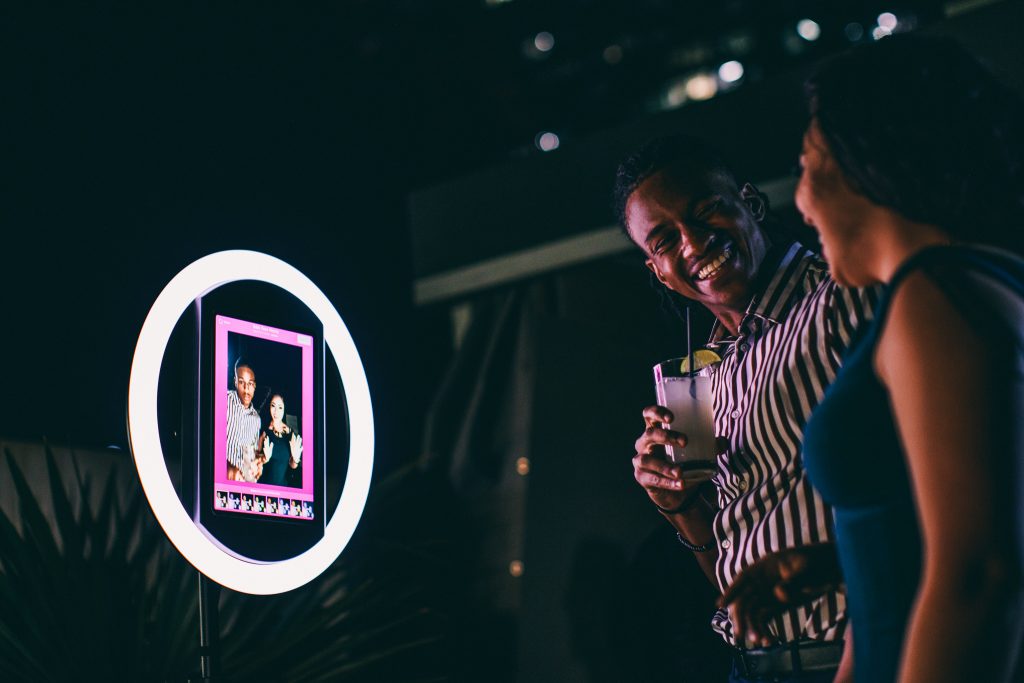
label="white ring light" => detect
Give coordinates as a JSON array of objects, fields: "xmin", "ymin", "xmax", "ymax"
[{"xmin": 127, "ymin": 250, "xmax": 373, "ymax": 595}]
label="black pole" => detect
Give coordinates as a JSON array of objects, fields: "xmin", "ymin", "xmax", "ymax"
[{"xmin": 197, "ymin": 572, "xmax": 220, "ymax": 681}]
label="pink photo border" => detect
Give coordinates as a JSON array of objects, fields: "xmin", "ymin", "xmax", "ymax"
[{"xmin": 213, "ymin": 314, "xmax": 315, "ymax": 516}]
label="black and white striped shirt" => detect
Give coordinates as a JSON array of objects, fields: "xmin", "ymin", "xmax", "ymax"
[
  {"xmin": 706, "ymin": 242, "xmax": 876, "ymax": 646},
  {"xmin": 226, "ymin": 390, "xmax": 261, "ymax": 469}
]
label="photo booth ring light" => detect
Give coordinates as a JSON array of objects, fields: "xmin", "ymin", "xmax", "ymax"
[{"xmin": 127, "ymin": 250, "xmax": 373, "ymax": 595}]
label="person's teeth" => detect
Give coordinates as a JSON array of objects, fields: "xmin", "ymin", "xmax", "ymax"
[{"xmin": 697, "ymin": 247, "xmax": 732, "ymax": 280}]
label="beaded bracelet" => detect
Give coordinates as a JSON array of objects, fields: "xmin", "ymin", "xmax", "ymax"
[{"xmin": 676, "ymin": 531, "xmax": 714, "ymax": 553}]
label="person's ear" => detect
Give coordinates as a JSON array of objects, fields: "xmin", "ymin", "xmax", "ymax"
[
  {"xmin": 645, "ymin": 258, "xmax": 668, "ymax": 286},
  {"xmin": 740, "ymin": 183, "xmax": 768, "ymax": 222}
]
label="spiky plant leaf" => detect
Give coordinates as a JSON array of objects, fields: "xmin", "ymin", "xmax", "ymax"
[{"xmin": 0, "ymin": 448, "xmax": 456, "ymax": 682}]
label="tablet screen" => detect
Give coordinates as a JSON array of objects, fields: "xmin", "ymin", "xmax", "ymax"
[{"xmin": 212, "ymin": 314, "xmax": 315, "ymax": 520}]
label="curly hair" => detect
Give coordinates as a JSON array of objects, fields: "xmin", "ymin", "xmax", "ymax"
[
  {"xmin": 806, "ymin": 34, "xmax": 1024, "ymax": 252},
  {"xmin": 611, "ymin": 135, "xmax": 739, "ymax": 241}
]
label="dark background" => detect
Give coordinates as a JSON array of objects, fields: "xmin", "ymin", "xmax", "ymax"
[
  {"xmin": 3, "ymin": 2, "xmax": 1022, "ymax": 681},
  {"xmin": 0, "ymin": 0, "xmax": 959, "ymax": 461}
]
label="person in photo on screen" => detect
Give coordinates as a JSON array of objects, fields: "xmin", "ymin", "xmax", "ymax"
[
  {"xmin": 256, "ymin": 394, "xmax": 303, "ymax": 487},
  {"xmin": 226, "ymin": 361, "xmax": 261, "ymax": 482}
]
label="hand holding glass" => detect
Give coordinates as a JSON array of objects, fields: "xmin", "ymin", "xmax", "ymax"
[{"xmin": 653, "ymin": 357, "xmax": 718, "ymax": 482}]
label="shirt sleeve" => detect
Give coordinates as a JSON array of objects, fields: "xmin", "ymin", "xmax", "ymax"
[
  {"xmin": 226, "ymin": 391, "xmax": 243, "ymax": 468},
  {"xmin": 824, "ymin": 282, "xmax": 882, "ymax": 357}
]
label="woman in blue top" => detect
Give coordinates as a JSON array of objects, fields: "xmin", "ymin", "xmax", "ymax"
[{"xmin": 721, "ymin": 35, "xmax": 1024, "ymax": 682}]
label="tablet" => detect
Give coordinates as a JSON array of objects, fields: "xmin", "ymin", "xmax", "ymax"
[
  {"xmin": 192, "ymin": 281, "xmax": 327, "ymax": 562},
  {"xmin": 212, "ymin": 314, "xmax": 316, "ymax": 521}
]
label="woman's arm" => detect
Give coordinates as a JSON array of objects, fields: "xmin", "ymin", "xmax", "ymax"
[
  {"xmin": 833, "ymin": 629, "xmax": 853, "ymax": 683},
  {"xmin": 877, "ymin": 272, "xmax": 1013, "ymax": 683}
]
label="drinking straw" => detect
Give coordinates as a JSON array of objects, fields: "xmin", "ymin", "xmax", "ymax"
[{"xmin": 686, "ymin": 306, "xmax": 697, "ymax": 398}]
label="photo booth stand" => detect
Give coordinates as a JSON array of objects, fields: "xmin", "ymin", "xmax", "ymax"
[{"xmin": 127, "ymin": 251, "xmax": 374, "ymax": 682}]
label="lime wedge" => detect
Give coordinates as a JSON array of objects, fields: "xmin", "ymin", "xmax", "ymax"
[{"xmin": 680, "ymin": 349, "xmax": 722, "ymax": 374}]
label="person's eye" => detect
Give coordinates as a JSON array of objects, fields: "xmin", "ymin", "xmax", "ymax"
[
  {"xmin": 696, "ymin": 199, "xmax": 722, "ymax": 220},
  {"xmin": 654, "ymin": 233, "xmax": 677, "ymax": 254}
]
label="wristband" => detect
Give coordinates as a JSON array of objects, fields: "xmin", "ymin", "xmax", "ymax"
[{"xmin": 676, "ymin": 531, "xmax": 714, "ymax": 553}]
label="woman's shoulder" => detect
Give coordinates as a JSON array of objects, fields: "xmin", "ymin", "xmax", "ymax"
[
  {"xmin": 890, "ymin": 246, "xmax": 1024, "ymax": 336},
  {"xmin": 880, "ymin": 251, "xmax": 1019, "ymax": 380}
]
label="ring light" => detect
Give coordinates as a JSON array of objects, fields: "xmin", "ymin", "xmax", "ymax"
[{"xmin": 128, "ymin": 250, "xmax": 373, "ymax": 595}]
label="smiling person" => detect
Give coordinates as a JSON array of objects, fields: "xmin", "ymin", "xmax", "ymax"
[
  {"xmin": 256, "ymin": 394, "xmax": 303, "ymax": 487},
  {"xmin": 226, "ymin": 360, "xmax": 261, "ymax": 482},
  {"xmin": 615, "ymin": 136, "xmax": 878, "ymax": 682},
  {"xmin": 721, "ymin": 36, "xmax": 1024, "ymax": 683}
]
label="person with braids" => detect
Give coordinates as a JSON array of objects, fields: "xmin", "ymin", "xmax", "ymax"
[
  {"xmin": 720, "ymin": 35, "xmax": 1024, "ymax": 682},
  {"xmin": 616, "ymin": 135, "xmax": 878, "ymax": 681}
]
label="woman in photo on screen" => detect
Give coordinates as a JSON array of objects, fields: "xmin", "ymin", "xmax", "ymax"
[
  {"xmin": 720, "ymin": 35, "xmax": 1024, "ymax": 683},
  {"xmin": 256, "ymin": 394, "xmax": 303, "ymax": 487}
]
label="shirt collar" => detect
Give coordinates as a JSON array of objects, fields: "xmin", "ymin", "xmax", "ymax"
[
  {"xmin": 228, "ymin": 388, "xmax": 259, "ymax": 415},
  {"xmin": 707, "ymin": 241, "xmax": 821, "ymax": 345}
]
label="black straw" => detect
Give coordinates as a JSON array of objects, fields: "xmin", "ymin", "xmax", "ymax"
[{"xmin": 686, "ymin": 306, "xmax": 697, "ymax": 398}]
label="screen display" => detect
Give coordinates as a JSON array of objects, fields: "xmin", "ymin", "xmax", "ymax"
[{"xmin": 213, "ymin": 314, "xmax": 315, "ymax": 520}]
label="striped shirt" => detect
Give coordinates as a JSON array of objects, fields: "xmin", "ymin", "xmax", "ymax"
[
  {"xmin": 226, "ymin": 389, "xmax": 261, "ymax": 469},
  {"xmin": 705, "ymin": 242, "xmax": 877, "ymax": 646}
]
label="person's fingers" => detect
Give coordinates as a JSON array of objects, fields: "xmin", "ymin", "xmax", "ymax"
[
  {"xmin": 634, "ymin": 469, "xmax": 684, "ymax": 491},
  {"xmin": 634, "ymin": 426, "xmax": 688, "ymax": 454},
  {"xmin": 727, "ymin": 603, "xmax": 742, "ymax": 638},
  {"xmin": 776, "ymin": 552, "xmax": 806, "ymax": 582},
  {"xmin": 633, "ymin": 452, "xmax": 682, "ymax": 479},
  {"xmin": 719, "ymin": 561, "xmax": 766, "ymax": 607},
  {"xmin": 642, "ymin": 405, "xmax": 674, "ymax": 427}
]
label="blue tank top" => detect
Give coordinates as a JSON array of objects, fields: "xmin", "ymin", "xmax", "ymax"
[{"xmin": 802, "ymin": 245, "xmax": 1024, "ymax": 683}]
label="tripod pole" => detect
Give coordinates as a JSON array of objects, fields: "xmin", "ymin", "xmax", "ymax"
[{"xmin": 197, "ymin": 572, "xmax": 220, "ymax": 681}]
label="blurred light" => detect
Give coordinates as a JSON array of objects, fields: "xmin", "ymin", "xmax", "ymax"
[
  {"xmin": 844, "ymin": 22, "xmax": 865, "ymax": 41},
  {"xmin": 516, "ymin": 457, "xmax": 530, "ymax": 475},
  {"xmin": 718, "ymin": 60, "xmax": 744, "ymax": 83},
  {"xmin": 535, "ymin": 131, "xmax": 560, "ymax": 152},
  {"xmin": 484, "ymin": 0, "xmax": 513, "ymax": 5},
  {"xmin": 602, "ymin": 44, "xmax": 623, "ymax": 65},
  {"xmin": 663, "ymin": 80, "xmax": 688, "ymax": 109},
  {"xmin": 534, "ymin": 31, "xmax": 555, "ymax": 52},
  {"xmin": 877, "ymin": 12, "xmax": 898, "ymax": 30},
  {"xmin": 509, "ymin": 560, "xmax": 524, "ymax": 577},
  {"xmin": 796, "ymin": 19, "xmax": 821, "ymax": 41},
  {"xmin": 872, "ymin": 25, "xmax": 892, "ymax": 40},
  {"xmin": 685, "ymin": 73, "xmax": 718, "ymax": 101}
]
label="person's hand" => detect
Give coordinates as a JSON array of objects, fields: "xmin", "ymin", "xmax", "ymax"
[
  {"xmin": 289, "ymin": 433, "xmax": 302, "ymax": 466},
  {"xmin": 263, "ymin": 440, "xmax": 273, "ymax": 462},
  {"xmin": 719, "ymin": 543, "xmax": 843, "ymax": 647},
  {"xmin": 227, "ymin": 464, "xmax": 244, "ymax": 481},
  {"xmin": 633, "ymin": 405, "xmax": 694, "ymax": 511}
]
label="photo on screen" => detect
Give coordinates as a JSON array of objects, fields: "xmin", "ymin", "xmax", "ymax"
[{"xmin": 213, "ymin": 315, "xmax": 315, "ymax": 520}]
